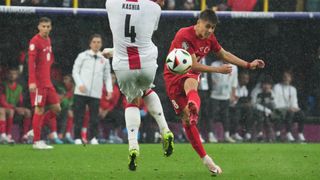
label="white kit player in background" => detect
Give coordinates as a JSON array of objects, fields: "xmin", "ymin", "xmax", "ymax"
[{"xmin": 105, "ymin": 0, "xmax": 174, "ymax": 171}]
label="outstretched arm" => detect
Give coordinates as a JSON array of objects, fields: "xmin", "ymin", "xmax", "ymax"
[
  {"xmin": 216, "ymin": 48, "xmax": 265, "ymax": 69},
  {"xmin": 190, "ymin": 54, "xmax": 232, "ymax": 74}
]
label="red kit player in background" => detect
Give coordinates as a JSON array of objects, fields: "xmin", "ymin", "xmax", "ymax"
[
  {"xmin": 164, "ymin": 9, "xmax": 265, "ymax": 175},
  {"xmin": 28, "ymin": 17, "xmax": 61, "ymax": 149}
]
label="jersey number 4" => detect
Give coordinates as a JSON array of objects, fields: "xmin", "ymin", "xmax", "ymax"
[{"xmin": 125, "ymin": 14, "xmax": 136, "ymax": 43}]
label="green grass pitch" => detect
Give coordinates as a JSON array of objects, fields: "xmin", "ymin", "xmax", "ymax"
[{"xmin": 0, "ymin": 143, "xmax": 319, "ymax": 180}]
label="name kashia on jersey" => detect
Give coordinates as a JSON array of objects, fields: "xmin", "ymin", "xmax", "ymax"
[{"xmin": 122, "ymin": 3, "xmax": 140, "ymax": 10}]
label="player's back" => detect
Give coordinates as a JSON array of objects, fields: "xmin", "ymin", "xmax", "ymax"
[{"xmin": 106, "ymin": 0, "xmax": 161, "ymax": 70}]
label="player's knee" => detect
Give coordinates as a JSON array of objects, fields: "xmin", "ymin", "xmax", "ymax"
[{"xmin": 53, "ymin": 105, "xmax": 62, "ymax": 114}]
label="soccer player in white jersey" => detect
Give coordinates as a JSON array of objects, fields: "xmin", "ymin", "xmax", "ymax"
[{"xmin": 105, "ymin": 0, "xmax": 174, "ymax": 171}]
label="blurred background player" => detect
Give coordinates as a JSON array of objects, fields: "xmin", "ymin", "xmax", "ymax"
[
  {"xmin": 55, "ymin": 74, "xmax": 75, "ymax": 144},
  {"xmin": 1, "ymin": 67, "xmax": 32, "ymax": 143},
  {"xmin": 252, "ymin": 77, "xmax": 275, "ymax": 142},
  {"xmin": 163, "ymin": 9, "xmax": 265, "ymax": 175},
  {"xmin": 72, "ymin": 34, "xmax": 113, "ymax": 145},
  {"xmin": 231, "ymin": 71, "xmax": 254, "ymax": 141},
  {"xmin": 209, "ymin": 59, "xmax": 238, "ymax": 143},
  {"xmin": 28, "ymin": 17, "xmax": 61, "ymax": 149},
  {"xmin": 273, "ymin": 70, "xmax": 306, "ymax": 142},
  {"xmin": 105, "ymin": 0, "xmax": 174, "ymax": 171},
  {"xmin": 98, "ymin": 72, "xmax": 124, "ymax": 143}
]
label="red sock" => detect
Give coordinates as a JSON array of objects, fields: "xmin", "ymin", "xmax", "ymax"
[
  {"xmin": 66, "ymin": 116, "xmax": 73, "ymax": 133},
  {"xmin": 23, "ymin": 118, "xmax": 32, "ymax": 135},
  {"xmin": 42, "ymin": 111, "xmax": 57, "ymax": 132},
  {"xmin": 183, "ymin": 123, "xmax": 207, "ymax": 158},
  {"xmin": 32, "ymin": 113, "xmax": 44, "ymax": 142},
  {"xmin": 186, "ymin": 90, "xmax": 201, "ymax": 112},
  {"xmin": 49, "ymin": 115, "xmax": 57, "ymax": 132},
  {"xmin": 83, "ymin": 111, "xmax": 90, "ymax": 129},
  {"xmin": 0, "ymin": 120, "xmax": 6, "ymax": 133},
  {"xmin": 6, "ymin": 117, "xmax": 14, "ymax": 136}
]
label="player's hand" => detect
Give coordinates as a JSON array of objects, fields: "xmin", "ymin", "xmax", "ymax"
[
  {"xmin": 105, "ymin": 92, "xmax": 112, "ymax": 100},
  {"xmin": 102, "ymin": 48, "xmax": 113, "ymax": 59},
  {"xmin": 29, "ymin": 83, "xmax": 37, "ymax": 92},
  {"xmin": 217, "ymin": 64, "xmax": 232, "ymax": 74},
  {"xmin": 249, "ymin": 59, "xmax": 265, "ymax": 69},
  {"xmin": 79, "ymin": 85, "xmax": 86, "ymax": 93}
]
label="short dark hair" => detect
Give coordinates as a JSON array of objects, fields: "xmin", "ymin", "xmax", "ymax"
[
  {"xmin": 39, "ymin": 17, "xmax": 52, "ymax": 24},
  {"xmin": 199, "ymin": 9, "xmax": 219, "ymax": 24},
  {"xmin": 89, "ymin": 33, "xmax": 102, "ymax": 44}
]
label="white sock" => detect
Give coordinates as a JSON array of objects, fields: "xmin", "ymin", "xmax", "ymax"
[
  {"xmin": 125, "ymin": 107, "xmax": 141, "ymax": 151},
  {"xmin": 52, "ymin": 132, "xmax": 58, "ymax": 139},
  {"xmin": 224, "ymin": 131, "xmax": 230, "ymax": 138},
  {"xmin": 143, "ymin": 91, "xmax": 170, "ymax": 134},
  {"xmin": 65, "ymin": 132, "xmax": 71, "ymax": 138}
]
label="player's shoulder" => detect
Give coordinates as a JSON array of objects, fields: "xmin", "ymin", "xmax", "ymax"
[
  {"xmin": 175, "ymin": 26, "xmax": 194, "ymax": 40},
  {"xmin": 177, "ymin": 26, "xmax": 193, "ymax": 36},
  {"xmin": 30, "ymin": 34, "xmax": 40, "ymax": 43}
]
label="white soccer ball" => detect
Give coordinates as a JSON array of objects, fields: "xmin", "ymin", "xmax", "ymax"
[{"xmin": 166, "ymin": 48, "xmax": 192, "ymax": 74}]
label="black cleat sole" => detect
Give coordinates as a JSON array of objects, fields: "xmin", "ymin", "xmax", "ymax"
[
  {"xmin": 128, "ymin": 153, "xmax": 137, "ymax": 171},
  {"xmin": 165, "ymin": 136, "xmax": 173, "ymax": 157}
]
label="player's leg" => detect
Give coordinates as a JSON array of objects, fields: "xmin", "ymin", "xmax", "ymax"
[
  {"xmin": 114, "ymin": 69, "xmax": 141, "ymax": 171},
  {"xmin": 139, "ymin": 67, "xmax": 174, "ymax": 156},
  {"xmin": 47, "ymin": 88, "xmax": 63, "ymax": 144},
  {"xmin": 65, "ymin": 110, "xmax": 74, "ymax": 144},
  {"xmin": 143, "ymin": 89, "xmax": 174, "ymax": 156},
  {"xmin": 87, "ymin": 98, "xmax": 100, "ymax": 144},
  {"xmin": 182, "ymin": 78, "xmax": 222, "ymax": 175},
  {"xmin": 294, "ymin": 110, "xmax": 306, "ymax": 142},
  {"xmin": 81, "ymin": 109, "xmax": 90, "ymax": 144},
  {"xmin": 5, "ymin": 108, "xmax": 15, "ymax": 143},
  {"xmin": 0, "ymin": 108, "xmax": 7, "ymax": 143},
  {"xmin": 14, "ymin": 107, "xmax": 32, "ymax": 142},
  {"xmin": 284, "ymin": 110, "xmax": 295, "ymax": 142},
  {"xmin": 73, "ymin": 95, "xmax": 87, "ymax": 144},
  {"xmin": 125, "ymin": 99, "xmax": 141, "ymax": 171}
]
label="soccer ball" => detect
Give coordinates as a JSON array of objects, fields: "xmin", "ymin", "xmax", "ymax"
[{"xmin": 166, "ymin": 48, "xmax": 192, "ymax": 74}]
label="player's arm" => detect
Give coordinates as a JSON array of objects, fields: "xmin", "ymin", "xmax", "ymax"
[
  {"xmin": 190, "ymin": 54, "xmax": 232, "ymax": 74},
  {"xmin": 72, "ymin": 54, "xmax": 86, "ymax": 93},
  {"xmin": 28, "ymin": 41, "xmax": 38, "ymax": 92},
  {"xmin": 103, "ymin": 58, "xmax": 113, "ymax": 100},
  {"xmin": 215, "ymin": 48, "xmax": 265, "ymax": 69}
]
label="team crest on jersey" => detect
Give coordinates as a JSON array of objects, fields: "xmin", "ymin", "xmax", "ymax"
[
  {"xmin": 29, "ymin": 44, "xmax": 35, "ymax": 51},
  {"xmin": 181, "ymin": 41, "xmax": 189, "ymax": 50}
]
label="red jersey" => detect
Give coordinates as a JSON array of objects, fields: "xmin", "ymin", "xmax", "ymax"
[
  {"xmin": 164, "ymin": 26, "xmax": 222, "ymax": 77},
  {"xmin": 163, "ymin": 26, "xmax": 222, "ymax": 114},
  {"xmin": 100, "ymin": 85, "xmax": 121, "ymax": 111},
  {"xmin": 28, "ymin": 34, "xmax": 54, "ymax": 88}
]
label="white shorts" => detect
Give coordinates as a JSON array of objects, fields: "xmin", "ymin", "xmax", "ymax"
[{"xmin": 115, "ymin": 66, "xmax": 157, "ymax": 103}]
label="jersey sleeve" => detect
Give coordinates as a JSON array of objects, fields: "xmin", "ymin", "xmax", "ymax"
[
  {"xmin": 172, "ymin": 31, "xmax": 195, "ymax": 55},
  {"xmin": 28, "ymin": 38, "xmax": 38, "ymax": 85},
  {"xmin": 211, "ymin": 35, "xmax": 222, "ymax": 53}
]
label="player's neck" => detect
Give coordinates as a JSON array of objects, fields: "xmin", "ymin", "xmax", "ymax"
[
  {"xmin": 38, "ymin": 33, "xmax": 49, "ymax": 39},
  {"xmin": 194, "ymin": 25, "xmax": 204, "ymax": 39}
]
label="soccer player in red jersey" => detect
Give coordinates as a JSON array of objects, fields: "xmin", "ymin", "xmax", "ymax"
[
  {"xmin": 163, "ymin": 9, "xmax": 265, "ymax": 175},
  {"xmin": 28, "ymin": 17, "xmax": 61, "ymax": 149}
]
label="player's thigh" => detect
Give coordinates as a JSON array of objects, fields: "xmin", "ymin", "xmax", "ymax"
[
  {"xmin": 46, "ymin": 87, "xmax": 61, "ymax": 113},
  {"xmin": 30, "ymin": 88, "xmax": 48, "ymax": 107},
  {"xmin": 136, "ymin": 67, "xmax": 157, "ymax": 90}
]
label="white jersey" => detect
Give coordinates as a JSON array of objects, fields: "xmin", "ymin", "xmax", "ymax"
[
  {"xmin": 106, "ymin": 0, "xmax": 160, "ymax": 70},
  {"xmin": 210, "ymin": 60, "xmax": 238, "ymax": 100}
]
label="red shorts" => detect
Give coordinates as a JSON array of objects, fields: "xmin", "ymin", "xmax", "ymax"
[
  {"xmin": 30, "ymin": 87, "xmax": 60, "ymax": 107},
  {"xmin": 164, "ymin": 71, "xmax": 200, "ymax": 115},
  {"xmin": 100, "ymin": 99, "xmax": 109, "ymax": 110}
]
